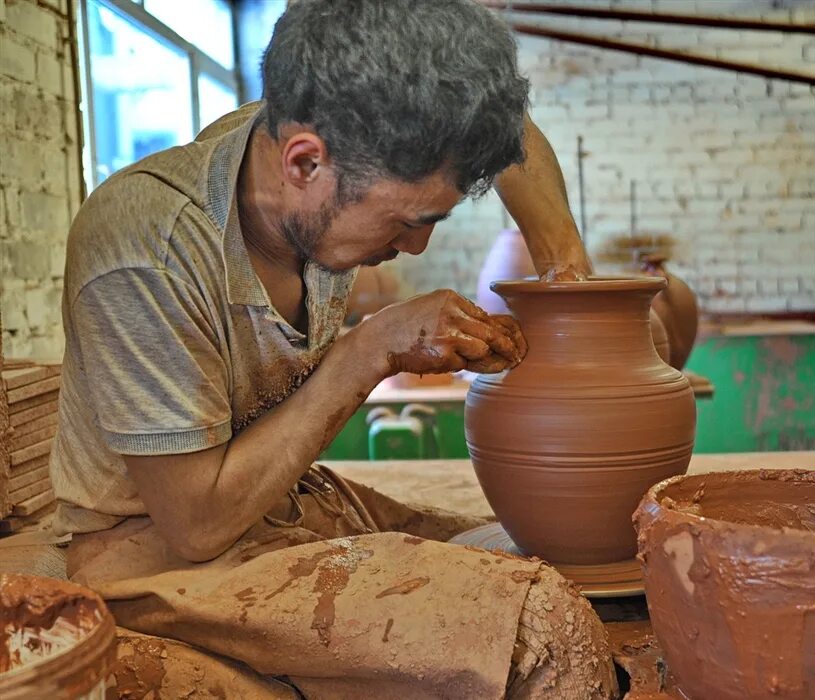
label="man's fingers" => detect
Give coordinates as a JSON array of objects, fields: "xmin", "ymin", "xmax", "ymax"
[
  {"xmin": 456, "ymin": 316, "xmax": 519, "ymax": 363},
  {"xmin": 447, "ymin": 332, "xmax": 492, "ymax": 362},
  {"xmin": 491, "ymin": 314, "xmax": 528, "ymax": 361},
  {"xmin": 467, "ymin": 353, "xmax": 513, "ymax": 374},
  {"xmin": 456, "ymin": 295, "xmax": 493, "ymax": 323}
]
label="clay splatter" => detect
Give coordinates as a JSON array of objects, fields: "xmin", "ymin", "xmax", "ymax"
[
  {"xmin": 113, "ymin": 636, "xmax": 168, "ymax": 699},
  {"xmin": 310, "ymin": 540, "xmax": 375, "ymax": 647},
  {"xmin": 375, "ymin": 576, "xmax": 430, "ymax": 599},
  {"xmin": 382, "ymin": 617, "xmax": 394, "ymax": 643}
]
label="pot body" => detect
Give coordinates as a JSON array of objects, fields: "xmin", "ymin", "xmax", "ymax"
[
  {"xmin": 641, "ymin": 256, "xmax": 698, "ymax": 370},
  {"xmin": 476, "ymin": 229, "xmax": 536, "ymax": 315},
  {"xmin": 465, "ymin": 278, "xmax": 696, "ymax": 564},
  {"xmin": 635, "ymin": 470, "xmax": 815, "ymax": 700}
]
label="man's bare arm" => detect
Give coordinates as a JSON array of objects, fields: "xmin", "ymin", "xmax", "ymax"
[
  {"xmin": 123, "ymin": 290, "xmax": 525, "ymax": 562},
  {"xmin": 495, "ymin": 114, "xmax": 592, "ymax": 275}
]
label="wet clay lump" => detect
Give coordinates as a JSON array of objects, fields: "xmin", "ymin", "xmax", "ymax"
[
  {"xmin": 635, "ymin": 469, "xmax": 815, "ymax": 700},
  {"xmin": 465, "ymin": 277, "xmax": 696, "ymax": 565}
]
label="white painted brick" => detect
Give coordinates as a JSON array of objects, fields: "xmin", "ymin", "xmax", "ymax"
[
  {"xmin": 24, "ymin": 286, "xmax": 48, "ymax": 329},
  {"xmin": 35, "ymin": 49, "xmax": 61, "ymax": 95},
  {"xmin": 779, "ymin": 279, "xmax": 801, "ymax": 295},
  {"xmin": 745, "ymin": 296, "xmax": 789, "ymax": 313},
  {"xmin": 0, "ymin": 32, "xmax": 36, "ymax": 83},
  {"xmin": 787, "ymin": 295, "xmax": 815, "ymax": 311},
  {"xmin": 6, "ymin": 0, "xmax": 58, "ymax": 50},
  {"xmin": 705, "ymin": 296, "xmax": 748, "ymax": 313}
]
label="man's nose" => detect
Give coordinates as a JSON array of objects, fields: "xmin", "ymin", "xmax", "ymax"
[{"xmin": 392, "ymin": 226, "xmax": 434, "ymax": 255}]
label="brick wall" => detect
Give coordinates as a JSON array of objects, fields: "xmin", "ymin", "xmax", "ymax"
[
  {"xmin": 0, "ymin": 0, "xmax": 81, "ymax": 358},
  {"xmin": 386, "ymin": 0, "xmax": 815, "ymax": 315}
]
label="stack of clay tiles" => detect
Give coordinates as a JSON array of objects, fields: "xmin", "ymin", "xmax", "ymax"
[{"xmin": 1, "ymin": 356, "xmax": 61, "ymax": 532}]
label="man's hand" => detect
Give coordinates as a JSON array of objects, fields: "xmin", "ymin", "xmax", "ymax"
[{"xmin": 356, "ymin": 289, "xmax": 527, "ymax": 376}]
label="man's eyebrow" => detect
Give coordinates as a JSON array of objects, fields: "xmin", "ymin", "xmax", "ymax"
[{"xmin": 411, "ymin": 211, "xmax": 451, "ymax": 226}]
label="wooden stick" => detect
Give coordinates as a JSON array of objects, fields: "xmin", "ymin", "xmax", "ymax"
[
  {"xmin": 9, "ymin": 465, "xmax": 50, "ymax": 492},
  {"xmin": 510, "ymin": 23, "xmax": 815, "ymax": 85},
  {"xmin": 11, "ymin": 424, "xmax": 58, "ymax": 452},
  {"xmin": 9, "ymin": 454, "xmax": 50, "ymax": 477},
  {"xmin": 484, "ymin": 2, "xmax": 815, "ymax": 33},
  {"xmin": 7, "ymin": 376, "xmax": 61, "ymax": 404},
  {"xmin": 0, "ymin": 311, "xmax": 10, "ymax": 518},
  {"xmin": 11, "ymin": 438, "xmax": 54, "ymax": 468},
  {"xmin": 10, "ymin": 476, "xmax": 51, "ymax": 503},
  {"xmin": 10, "ymin": 399, "xmax": 60, "ymax": 426},
  {"xmin": 2, "ymin": 365, "xmax": 61, "ymax": 391},
  {"xmin": 9, "ymin": 392, "xmax": 60, "ymax": 416},
  {"xmin": 12, "ymin": 488, "xmax": 55, "ymax": 516}
]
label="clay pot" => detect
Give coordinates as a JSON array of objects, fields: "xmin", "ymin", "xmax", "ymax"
[
  {"xmin": 640, "ymin": 254, "xmax": 698, "ymax": 370},
  {"xmin": 476, "ymin": 229, "xmax": 536, "ymax": 314},
  {"xmin": 345, "ymin": 266, "xmax": 400, "ymax": 325},
  {"xmin": 635, "ymin": 469, "xmax": 815, "ymax": 700},
  {"xmin": 465, "ymin": 277, "xmax": 696, "ymax": 565},
  {"xmin": 0, "ymin": 573, "xmax": 117, "ymax": 699}
]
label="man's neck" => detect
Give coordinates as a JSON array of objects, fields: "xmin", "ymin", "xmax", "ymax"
[
  {"xmin": 237, "ymin": 125, "xmax": 309, "ymax": 332},
  {"xmin": 238, "ymin": 125, "xmax": 304, "ymax": 276}
]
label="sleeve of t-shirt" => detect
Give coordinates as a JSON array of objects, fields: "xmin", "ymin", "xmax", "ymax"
[{"xmin": 71, "ymin": 266, "xmax": 232, "ymax": 455}]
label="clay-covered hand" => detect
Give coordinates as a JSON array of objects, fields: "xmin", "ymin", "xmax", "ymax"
[
  {"xmin": 540, "ymin": 263, "xmax": 588, "ymax": 282},
  {"xmin": 360, "ymin": 289, "xmax": 527, "ymax": 377}
]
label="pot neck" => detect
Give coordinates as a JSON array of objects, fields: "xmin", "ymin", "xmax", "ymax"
[{"xmin": 503, "ymin": 287, "xmax": 660, "ymax": 367}]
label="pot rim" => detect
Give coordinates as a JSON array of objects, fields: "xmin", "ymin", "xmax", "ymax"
[
  {"xmin": 491, "ymin": 275, "xmax": 667, "ymax": 294},
  {"xmin": 639, "ymin": 468, "xmax": 815, "ymax": 541}
]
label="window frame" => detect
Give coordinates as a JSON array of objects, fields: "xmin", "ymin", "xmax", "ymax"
[{"xmin": 77, "ymin": 0, "xmax": 240, "ymax": 190}]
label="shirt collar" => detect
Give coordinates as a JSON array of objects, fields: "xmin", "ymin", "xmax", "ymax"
[{"xmin": 205, "ymin": 102, "xmax": 358, "ymax": 337}]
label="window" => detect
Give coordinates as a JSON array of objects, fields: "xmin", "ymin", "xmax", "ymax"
[{"xmin": 78, "ymin": 0, "xmax": 239, "ymax": 190}]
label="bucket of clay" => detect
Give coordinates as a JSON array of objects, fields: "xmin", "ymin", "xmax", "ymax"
[
  {"xmin": 0, "ymin": 573, "xmax": 117, "ymax": 699},
  {"xmin": 634, "ymin": 469, "xmax": 815, "ymax": 700}
]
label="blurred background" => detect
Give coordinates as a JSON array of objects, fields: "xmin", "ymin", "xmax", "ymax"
[{"xmin": 1, "ymin": 0, "xmax": 813, "ymax": 460}]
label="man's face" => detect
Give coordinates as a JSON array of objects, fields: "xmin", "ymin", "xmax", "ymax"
[{"xmin": 281, "ymin": 169, "xmax": 463, "ymax": 271}]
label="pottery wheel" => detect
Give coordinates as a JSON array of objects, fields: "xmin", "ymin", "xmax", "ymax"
[{"xmin": 449, "ymin": 523, "xmax": 645, "ymax": 598}]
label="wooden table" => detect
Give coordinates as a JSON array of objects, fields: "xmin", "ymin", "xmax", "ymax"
[{"xmin": 327, "ymin": 451, "xmax": 815, "ymax": 518}]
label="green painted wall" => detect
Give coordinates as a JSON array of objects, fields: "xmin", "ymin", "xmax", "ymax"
[{"xmin": 686, "ymin": 333, "xmax": 815, "ymax": 453}]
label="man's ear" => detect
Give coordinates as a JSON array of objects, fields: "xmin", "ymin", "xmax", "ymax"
[{"xmin": 281, "ymin": 132, "xmax": 329, "ymax": 189}]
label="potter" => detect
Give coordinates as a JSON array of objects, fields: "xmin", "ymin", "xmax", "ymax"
[{"xmin": 42, "ymin": 0, "xmax": 619, "ymax": 697}]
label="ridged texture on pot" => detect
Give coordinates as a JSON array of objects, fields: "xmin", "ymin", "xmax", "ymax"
[
  {"xmin": 476, "ymin": 229, "xmax": 536, "ymax": 315},
  {"xmin": 634, "ymin": 469, "xmax": 815, "ymax": 700},
  {"xmin": 465, "ymin": 278, "xmax": 696, "ymax": 565}
]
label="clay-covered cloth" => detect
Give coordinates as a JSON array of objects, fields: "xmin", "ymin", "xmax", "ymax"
[{"xmin": 70, "ymin": 467, "xmax": 542, "ymax": 699}]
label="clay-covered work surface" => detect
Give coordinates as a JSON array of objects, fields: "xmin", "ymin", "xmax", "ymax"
[
  {"xmin": 636, "ymin": 469, "xmax": 815, "ymax": 700},
  {"xmin": 450, "ymin": 522, "xmax": 645, "ymax": 597}
]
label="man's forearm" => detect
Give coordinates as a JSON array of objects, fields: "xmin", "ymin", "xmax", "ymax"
[
  {"xmin": 495, "ymin": 114, "xmax": 591, "ymax": 275},
  {"xmin": 126, "ymin": 326, "xmax": 385, "ymax": 561}
]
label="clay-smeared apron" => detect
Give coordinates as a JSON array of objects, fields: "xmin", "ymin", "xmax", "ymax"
[{"xmin": 69, "ymin": 467, "xmax": 540, "ymax": 699}]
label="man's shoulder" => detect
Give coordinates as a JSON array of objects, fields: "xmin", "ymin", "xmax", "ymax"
[{"xmin": 64, "ymin": 171, "xmax": 217, "ymax": 305}]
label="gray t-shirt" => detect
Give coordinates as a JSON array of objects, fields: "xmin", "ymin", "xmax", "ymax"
[{"xmin": 51, "ymin": 102, "xmax": 357, "ymax": 536}]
